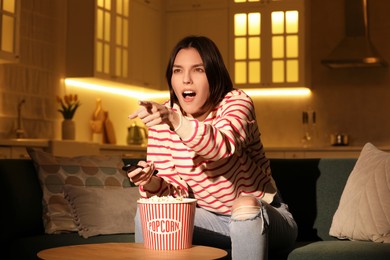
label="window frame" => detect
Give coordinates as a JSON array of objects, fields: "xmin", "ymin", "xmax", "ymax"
[{"xmin": 229, "ymin": 0, "xmax": 306, "ymax": 88}]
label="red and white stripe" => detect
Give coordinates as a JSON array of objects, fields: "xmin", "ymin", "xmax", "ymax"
[
  {"xmin": 138, "ymin": 200, "xmax": 196, "ymax": 250},
  {"xmin": 140, "ymin": 89, "xmax": 277, "ymax": 215}
]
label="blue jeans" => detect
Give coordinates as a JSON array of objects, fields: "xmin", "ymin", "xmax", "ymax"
[{"xmin": 134, "ymin": 194, "xmax": 297, "ymax": 260}]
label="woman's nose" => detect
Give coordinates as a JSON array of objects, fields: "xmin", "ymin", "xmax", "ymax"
[{"xmin": 183, "ymin": 72, "xmax": 192, "ymax": 85}]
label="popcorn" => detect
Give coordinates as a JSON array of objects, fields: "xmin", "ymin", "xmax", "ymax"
[
  {"xmin": 138, "ymin": 195, "xmax": 184, "ymax": 203},
  {"xmin": 137, "ymin": 196, "xmax": 197, "ymax": 250}
]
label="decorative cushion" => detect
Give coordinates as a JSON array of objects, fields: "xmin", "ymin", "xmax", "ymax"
[
  {"xmin": 63, "ymin": 185, "xmax": 140, "ymax": 238},
  {"xmin": 27, "ymin": 148, "xmax": 131, "ymax": 234},
  {"xmin": 329, "ymin": 143, "xmax": 390, "ymax": 243}
]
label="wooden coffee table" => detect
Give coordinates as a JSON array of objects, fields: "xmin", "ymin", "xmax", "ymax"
[{"xmin": 37, "ymin": 242, "xmax": 227, "ymax": 259}]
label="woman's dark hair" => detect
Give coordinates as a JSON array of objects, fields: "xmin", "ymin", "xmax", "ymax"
[{"xmin": 166, "ymin": 35, "xmax": 233, "ymax": 109}]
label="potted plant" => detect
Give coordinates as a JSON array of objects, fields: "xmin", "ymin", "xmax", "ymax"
[{"xmin": 56, "ymin": 94, "xmax": 80, "ymax": 140}]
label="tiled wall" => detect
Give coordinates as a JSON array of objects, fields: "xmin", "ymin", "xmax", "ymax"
[{"xmin": 0, "ymin": 0, "xmax": 66, "ymax": 139}]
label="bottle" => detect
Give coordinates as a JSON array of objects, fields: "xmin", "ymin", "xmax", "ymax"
[{"xmin": 90, "ymin": 98, "xmax": 105, "ymax": 143}]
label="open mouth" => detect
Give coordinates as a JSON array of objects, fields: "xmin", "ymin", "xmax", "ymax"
[{"xmin": 182, "ymin": 90, "xmax": 196, "ymax": 98}]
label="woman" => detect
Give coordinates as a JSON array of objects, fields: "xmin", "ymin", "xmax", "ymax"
[{"xmin": 128, "ymin": 36, "xmax": 297, "ymax": 259}]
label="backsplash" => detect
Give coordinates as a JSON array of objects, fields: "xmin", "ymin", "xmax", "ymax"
[{"xmin": 0, "ymin": 0, "xmax": 65, "ymax": 140}]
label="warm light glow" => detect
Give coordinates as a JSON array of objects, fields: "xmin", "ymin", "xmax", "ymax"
[
  {"xmin": 286, "ymin": 35, "xmax": 298, "ymax": 58},
  {"xmin": 97, "ymin": 9, "xmax": 103, "ymax": 39},
  {"xmin": 3, "ymin": 0, "xmax": 15, "ymax": 13},
  {"xmin": 248, "ymin": 13, "xmax": 260, "ymax": 35},
  {"xmin": 272, "ymin": 12, "xmax": 284, "ymax": 34},
  {"xmin": 1, "ymin": 16, "xmax": 14, "ymax": 52},
  {"xmin": 104, "ymin": 12, "xmax": 110, "ymax": 41},
  {"xmin": 235, "ymin": 38, "xmax": 246, "ymax": 59},
  {"xmin": 286, "ymin": 11, "xmax": 298, "ymax": 33},
  {"xmin": 272, "ymin": 60, "xmax": 284, "ymax": 83},
  {"xmin": 235, "ymin": 62, "xmax": 247, "ymax": 84},
  {"xmin": 272, "ymin": 36, "xmax": 284, "ymax": 58},
  {"xmin": 234, "ymin": 13, "xmax": 247, "ymax": 36},
  {"xmin": 64, "ymin": 78, "xmax": 169, "ymax": 99},
  {"xmin": 243, "ymin": 88, "xmax": 311, "ymax": 97},
  {"xmin": 248, "ymin": 37, "xmax": 260, "ymax": 59},
  {"xmin": 249, "ymin": 61, "xmax": 260, "ymax": 83},
  {"xmin": 65, "ymin": 78, "xmax": 311, "ymax": 99},
  {"xmin": 287, "ymin": 60, "xmax": 299, "ymax": 82}
]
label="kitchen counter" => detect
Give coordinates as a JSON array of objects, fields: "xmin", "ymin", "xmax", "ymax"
[
  {"xmin": 100, "ymin": 143, "xmax": 147, "ymax": 158},
  {"xmin": 265, "ymin": 145, "xmax": 390, "ymax": 158},
  {"xmin": 0, "ymin": 139, "xmax": 147, "ymax": 159},
  {"xmin": 0, "ymin": 139, "xmax": 50, "ymax": 159},
  {"xmin": 1, "ymin": 139, "xmax": 389, "ymax": 159},
  {"xmin": 0, "ymin": 138, "xmax": 49, "ymax": 147},
  {"xmin": 266, "ymin": 145, "xmax": 390, "ymax": 151}
]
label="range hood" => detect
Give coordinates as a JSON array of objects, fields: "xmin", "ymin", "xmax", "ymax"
[{"xmin": 321, "ymin": 0, "xmax": 387, "ymax": 68}]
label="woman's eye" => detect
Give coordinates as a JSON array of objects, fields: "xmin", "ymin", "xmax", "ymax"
[
  {"xmin": 195, "ymin": 67, "xmax": 205, "ymax": 73},
  {"xmin": 173, "ymin": 68, "xmax": 181, "ymax": 73}
]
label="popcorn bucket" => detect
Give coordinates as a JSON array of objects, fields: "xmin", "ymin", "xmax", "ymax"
[{"xmin": 138, "ymin": 198, "xmax": 197, "ymax": 250}]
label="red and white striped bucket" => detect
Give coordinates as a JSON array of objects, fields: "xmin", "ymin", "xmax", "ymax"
[{"xmin": 138, "ymin": 198, "xmax": 197, "ymax": 250}]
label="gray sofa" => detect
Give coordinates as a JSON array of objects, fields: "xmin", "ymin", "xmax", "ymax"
[
  {"xmin": 1, "ymin": 157, "xmax": 389, "ymax": 259},
  {"xmin": 270, "ymin": 158, "xmax": 390, "ymax": 260}
]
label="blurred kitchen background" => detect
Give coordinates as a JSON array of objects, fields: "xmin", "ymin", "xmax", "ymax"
[{"xmin": 0, "ymin": 0, "xmax": 389, "ymax": 149}]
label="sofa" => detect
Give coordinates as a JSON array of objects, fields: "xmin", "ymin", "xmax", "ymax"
[
  {"xmin": 271, "ymin": 157, "xmax": 390, "ymax": 260},
  {"xmin": 1, "ymin": 144, "xmax": 389, "ymax": 259}
]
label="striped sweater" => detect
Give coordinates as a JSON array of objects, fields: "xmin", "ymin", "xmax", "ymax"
[{"xmin": 140, "ymin": 89, "xmax": 277, "ymax": 215}]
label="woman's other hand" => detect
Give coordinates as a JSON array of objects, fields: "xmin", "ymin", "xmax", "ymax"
[{"xmin": 126, "ymin": 161, "xmax": 155, "ymax": 186}]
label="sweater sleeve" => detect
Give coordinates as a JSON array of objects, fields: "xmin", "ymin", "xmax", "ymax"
[
  {"xmin": 175, "ymin": 92, "xmax": 257, "ymax": 162},
  {"xmin": 138, "ymin": 121, "xmax": 190, "ymax": 199}
]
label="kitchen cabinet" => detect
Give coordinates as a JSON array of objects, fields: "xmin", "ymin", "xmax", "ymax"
[
  {"xmin": 66, "ymin": 0, "xmax": 163, "ymax": 89},
  {"xmin": 48, "ymin": 140, "xmax": 100, "ymax": 157},
  {"xmin": 0, "ymin": 139, "xmax": 49, "ymax": 159},
  {"xmin": 65, "ymin": 0, "xmax": 95, "ymax": 78},
  {"xmin": 3, "ymin": 139, "xmax": 389, "ymax": 160},
  {"xmin": 65, "ymin": 0, "xmax": 309, "ymax": 90},
  {"xmin": 67, "ymin": 0, "xmax": 132, "ymax": 83},
  {"xmin": 100, "ymin": 143, "xmax": 146, "ymax": 158},
  {"xmin": 0, "ymin": 146, "xmax": 29, "ymax": 159},
  {"xmin": 0, "ymin": 147, "xmax": 10, "ymax": 158},
  {"xmin": 10, "ymin": 147, "xmax": 31, "ymax": 159},
  {"xmin": 0, "ymin": 139, "xmax": 146, "ymax": 159},
  {"xmin": 165, "ymin": 0, "xmax": 227, "ymax": 11},
  {"xmin": 165, "ymin": 1, "xmax": 229, "ymax": 67},
  {"xmin": 128, "ymin": 0, "xmax": 164, "ymax": 89},
  {"xmin": 229, "ymin": 0, "xmax": 307, "ymax": 88},
  {"xmin": 48, "ymin": 140, "xmax": 147, "ymax": 158},
  {"xmin": 265, "ymin": 146, "xmax": 390, "ymax": 159},
  {"xmin": 303, "ymin": 151, "xmax": 360, "ymax": 159},
  {"xmin": 0, "ymin": 0, "xmax": 20, "ymax": 63}
]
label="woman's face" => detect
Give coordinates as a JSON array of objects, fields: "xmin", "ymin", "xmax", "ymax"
[{"xmin": 171, "ymin": 48, "xmax": 210, "ymax": 121}]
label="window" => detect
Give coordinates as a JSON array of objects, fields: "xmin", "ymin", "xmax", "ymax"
[
  {"xmin": 0, "ymin": 0, "xmax": 19, "ymax": 62},
  {"xmin": 96, "ymin": 0, "xmax": 111, "ymax": 75},
  {"xmin": 231, "ymin": 0, "xmax": 305, "ymax": 87},
  {"xmin": 114, "ymin": 0, "xmax": 129, "ymax": 79},
  {"xmin": 96, "ymin": 0, "xmax": 129, "ymax": 79}
]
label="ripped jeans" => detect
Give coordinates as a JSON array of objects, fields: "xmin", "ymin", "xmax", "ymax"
[{"xmin": 134, "ymin": 193, "xmax": 297, "ymax": 260}]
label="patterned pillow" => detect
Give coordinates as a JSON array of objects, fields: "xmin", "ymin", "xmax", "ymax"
[
  {"xmin": 27, "ymin": 148, "xmax": 131, "ymax": 234},
  {"xmin": 329, "ymin": 143, "xmax": 390, "ymax": 243},
  {"xmin": 64, "ymin": 185, "xmax": 140, "ymax": 238}
]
